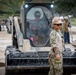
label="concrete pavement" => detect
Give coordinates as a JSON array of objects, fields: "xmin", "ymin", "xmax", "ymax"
[{"xmin": 0, "ymin": 29, "xmax": 12, "ymax": 64}]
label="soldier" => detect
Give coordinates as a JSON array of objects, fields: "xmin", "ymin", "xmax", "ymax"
[
  {"xmin": 48, "ymin": 17, "xmax": 64, "ymax": 75},
  {"xmin": 63, "ymin": 16, "xmax": 71, "ymax": 43}
]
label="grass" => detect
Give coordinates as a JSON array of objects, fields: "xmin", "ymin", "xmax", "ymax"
[
  {"xmin": 0, "ymin": 14, "xmax": 14, "ymax": 19},
  {"xmin": 70, "ymin": 18, "xmax": 76, "ymax": 26},
  {"xmin": 0, "ymin": 14, "xmax": 19, "ymax": 19},
  {"xmin": 0, "ymin": 14, "xmax": 8, "ymax": 18}
]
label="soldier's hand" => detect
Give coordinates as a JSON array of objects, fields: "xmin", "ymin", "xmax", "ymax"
[{"xmin": 56, "ymin": 54, "xmax": 61, "ymax": 61}]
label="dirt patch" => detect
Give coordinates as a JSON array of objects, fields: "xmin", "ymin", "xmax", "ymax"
[{"xmin": 0, "ymin": 63, "xmax": 5, "ymax": 67}]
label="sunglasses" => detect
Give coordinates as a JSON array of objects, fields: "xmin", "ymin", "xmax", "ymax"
[{"xmin": 54, "ymin": 24, "xmax": 62, "ymax": 26}]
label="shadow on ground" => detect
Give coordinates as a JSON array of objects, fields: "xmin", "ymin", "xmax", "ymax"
[{"xmin": 0, "ymin": 63, "xmax": 5, "ymax": 67}]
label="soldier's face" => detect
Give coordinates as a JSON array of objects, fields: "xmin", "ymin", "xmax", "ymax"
[{"xmin": 54, "ymin": 24, "xmax": 62, "ymax": 30}]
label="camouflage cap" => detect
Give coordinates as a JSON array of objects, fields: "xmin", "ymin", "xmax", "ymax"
[
  {"xmin": 60, "ymin": 16, "xmax": 64, "ymax": 20},
  {"xmin": 52, "ymin": 17, "xmax": 63, "ymax": 25},
  {"xmin": 64, "ymin": 16, "xmax": 68, "ymax": 20}
]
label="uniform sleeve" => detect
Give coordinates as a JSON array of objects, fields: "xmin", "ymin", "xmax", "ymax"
[
  {"xmin": 50, "ymin": 30, "xmax": 57, "ymax": 48},
  {"xmin": 50, "ymin": 30, "xmax": 60, "ymax": 54}
]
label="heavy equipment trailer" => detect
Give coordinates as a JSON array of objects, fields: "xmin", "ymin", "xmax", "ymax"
[{"xmin": 5, "ymin": 1, "xmax": 76, "ymax": 75}]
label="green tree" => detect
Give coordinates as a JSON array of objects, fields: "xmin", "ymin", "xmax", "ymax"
[
  {"xmin": 0, "ymin": 0, "xmax": 76, "ymax": 17},
  {"xmin": 54, "ymin": 0, "xmax": 76, "ymax": 17},
  {"xmin": 0, "ymin": 0, "xmax": 24, "ymax": 14}
]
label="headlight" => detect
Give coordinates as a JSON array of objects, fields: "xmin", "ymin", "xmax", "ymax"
[
  {"xmin": 6, "ymin": 50, "xmax": 9, "ymax": 55},
  {"xmin": 25, "ymin": 4, "xmax": 28, "ymax": 8},
  {"xmin": 50, "ymin": 4, "xmax": 54, "ymax": 8}
]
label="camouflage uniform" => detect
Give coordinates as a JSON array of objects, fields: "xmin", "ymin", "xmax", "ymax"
[{"xmin": 48, "ymin": 29, "xmax": 64, "ymax": 75}]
